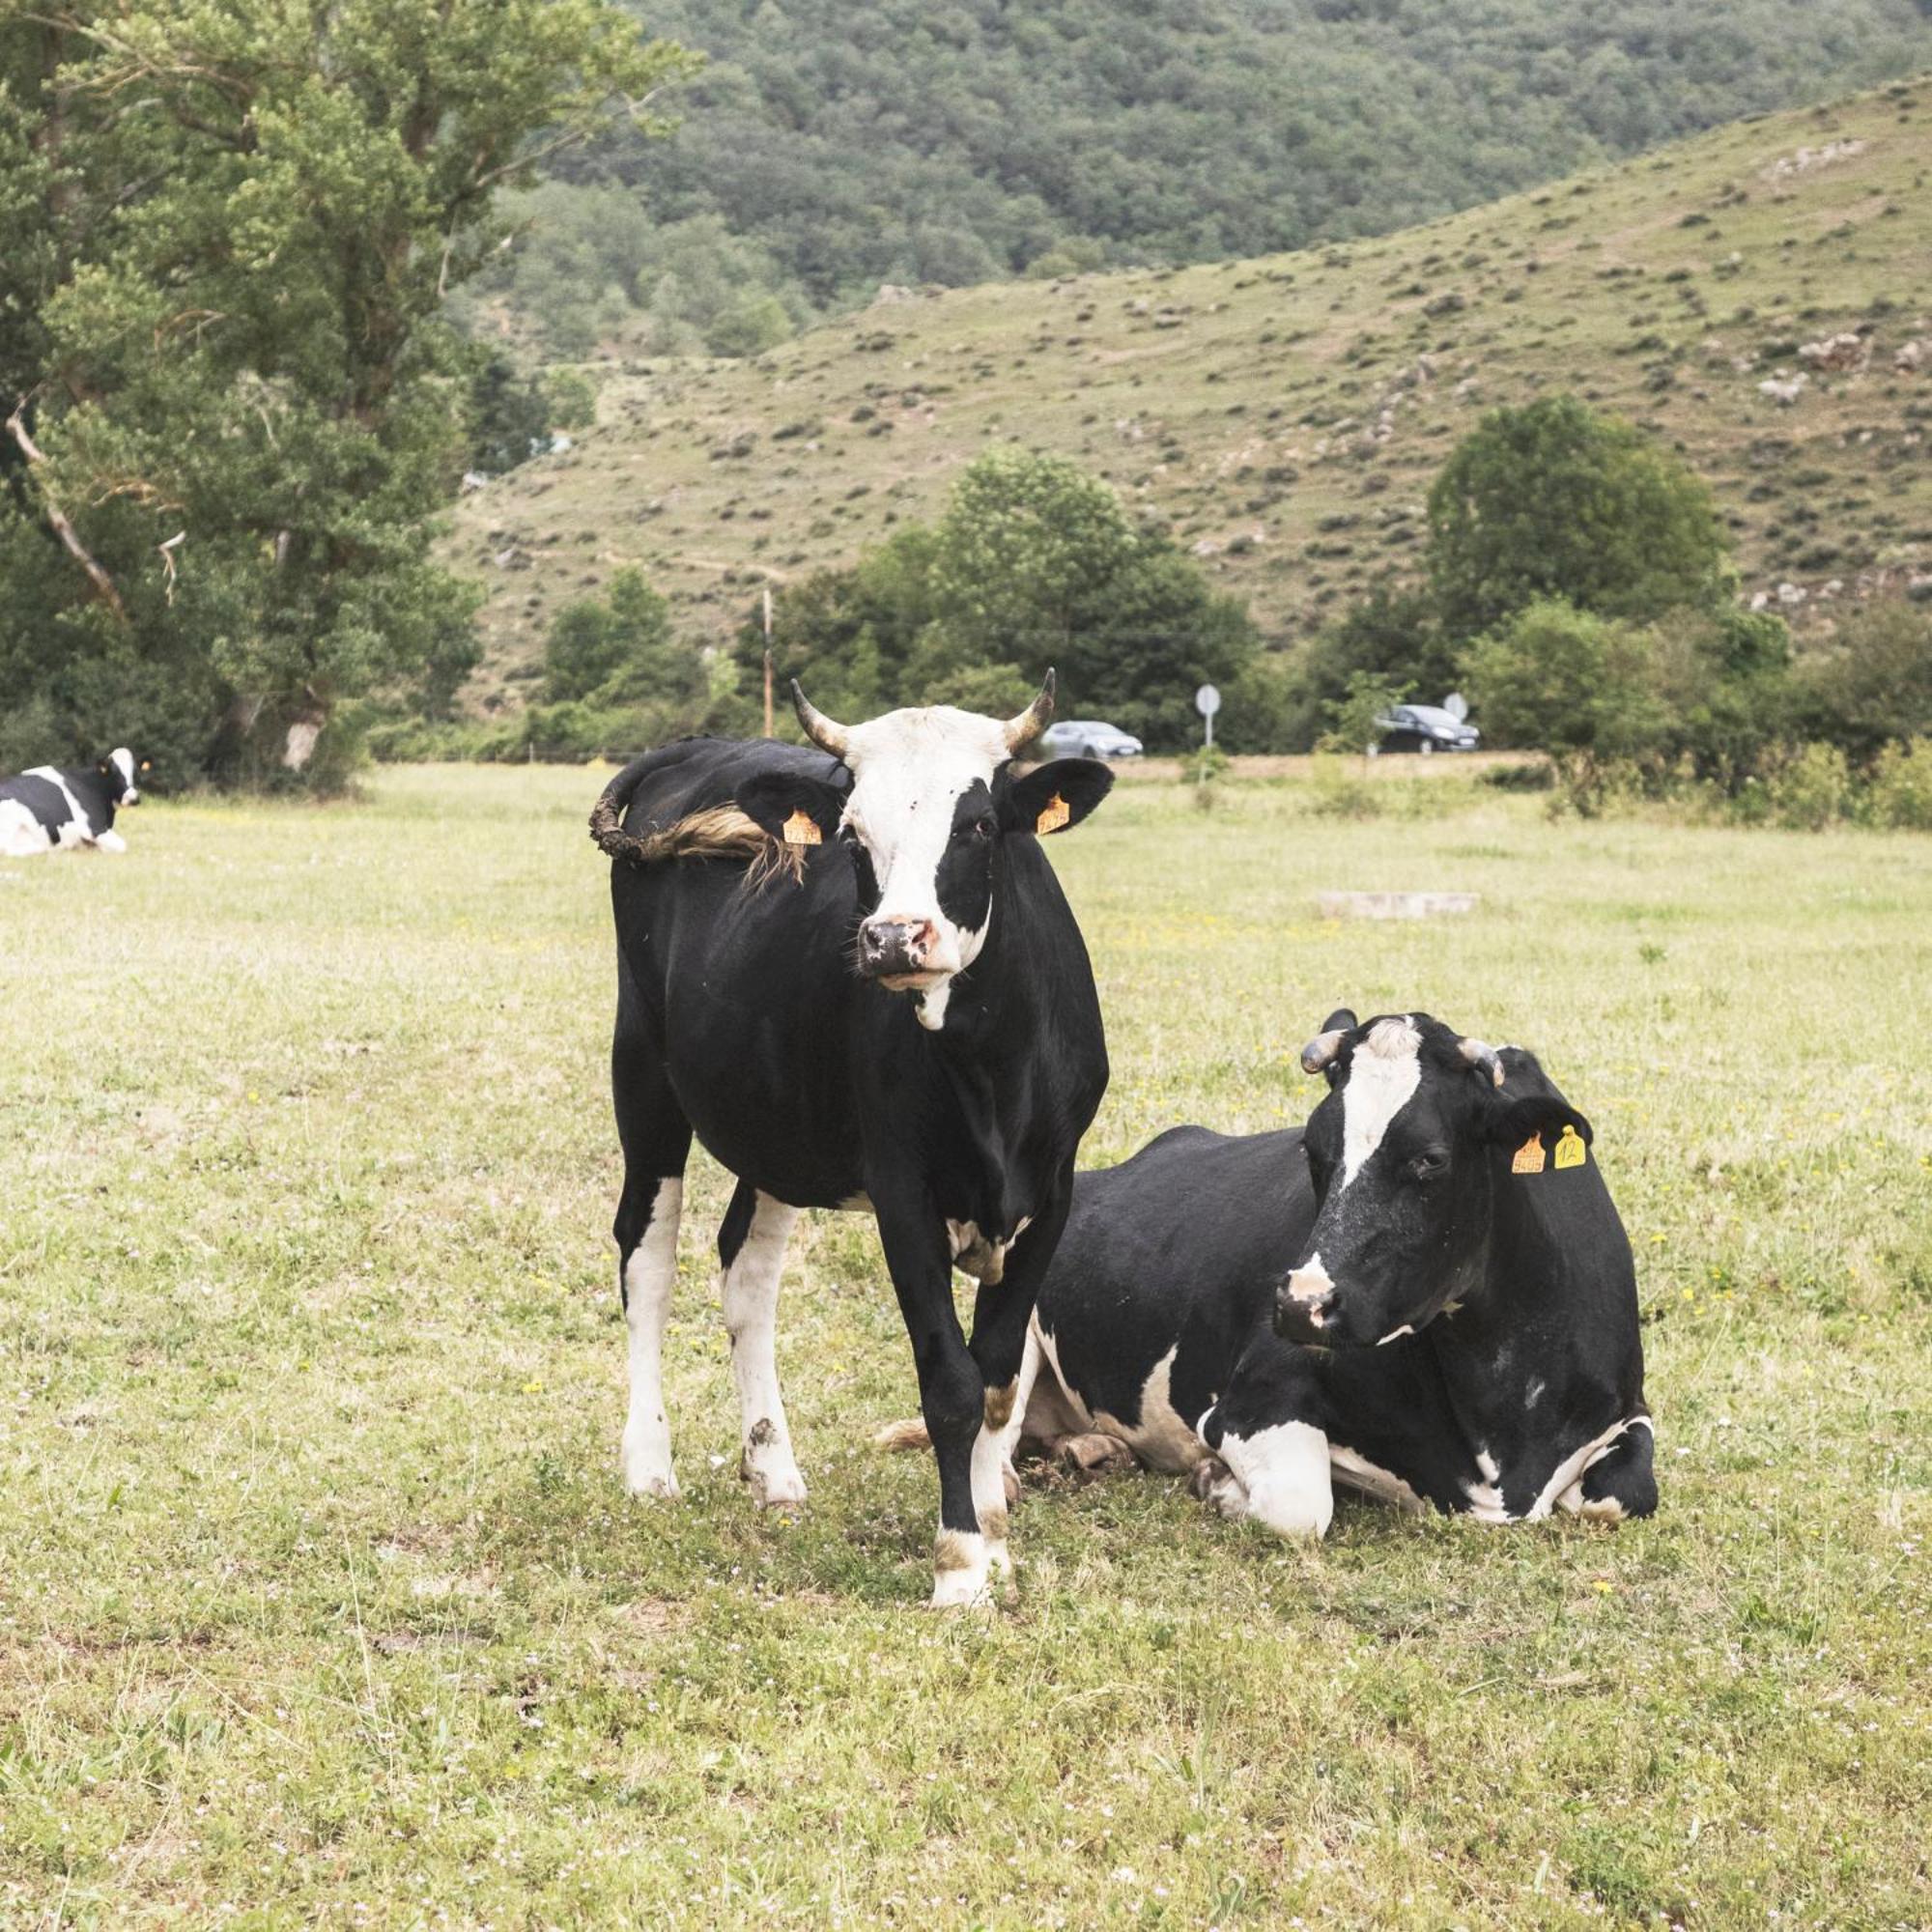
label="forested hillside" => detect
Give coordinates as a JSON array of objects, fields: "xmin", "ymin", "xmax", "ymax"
[
  {"xmin": 449, "ymin": 80, "xmax": 1932, "ymax": 706},
  {"xmin": 469, "ymin": 0, "xmax": 1932, "ymax": 354}
]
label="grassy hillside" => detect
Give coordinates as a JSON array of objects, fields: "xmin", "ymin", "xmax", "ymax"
[{"xmin": 450, "ymin": 81, "xmax": 1932, "ymax": 712}]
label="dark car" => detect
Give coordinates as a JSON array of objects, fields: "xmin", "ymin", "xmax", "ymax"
[
  {"xmin": 1372, "ymin": 703, "xmax": 1481, "ymax": 754},
  {"xmin": 1039, "ymin": 720, "xmax": 1145, "ymax": 760}
]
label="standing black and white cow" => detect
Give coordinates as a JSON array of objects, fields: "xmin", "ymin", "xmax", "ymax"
[
  {"xmin": 589, "ymin": 677, "xmax": 1114, "ymax": 1605},
  {"xmin": 0, "ymin": 749, "xmax": 143, "ymax": 858},
  {"xmin": 946, "ymin": 1009, "xmax": 1654, "ymax": 1538}
]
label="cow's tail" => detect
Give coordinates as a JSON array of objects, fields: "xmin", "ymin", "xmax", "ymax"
[
  {"xmin": 872, "ymin": 1417, "xmax": 931, "ymax": 1453},
  {"xmin": 589, "ymin": 760, "xmax": 804, "ymax": 886}
]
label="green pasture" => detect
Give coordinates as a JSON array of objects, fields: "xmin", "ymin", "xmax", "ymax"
[{"xmin": 2, "ymin": 764, "xmax": 1927, "ymax": 1927}]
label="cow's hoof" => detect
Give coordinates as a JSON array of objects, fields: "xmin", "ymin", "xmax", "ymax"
[
  {"xmin": 750, "ymin": 1471, "xmax": 809, "ymax": 1511},
  {"xmin": 741, "ymin": 1450, "xmax": 808, "ymax": 1510},
  {"xmin": 929, "ymin": 1528, "xmax": 995, "ymax": 1608},
  {"xmin": 1057, "ymin": 1432, "xmax": 1136, "ymax": 1476},
  {"xmin": 1191, "ymin": 1456, "xmax": 1246, "ymax": 1519},
  {"xmin": 927, "ymin": 1573, "xmax": 995, "ymax": 1610},
  {"xmin": 625, "ymin": 1468, "xmax": 681, "ymax": 1502}
]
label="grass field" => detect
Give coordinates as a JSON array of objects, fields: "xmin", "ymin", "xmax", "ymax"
[
  {"xmin": 3, "ymin": 763, "xmax": 1929, "ymax": 1928},
  {"xmin": 449, "ymin": 79, "xmax": 1932, "ymax": 708}
]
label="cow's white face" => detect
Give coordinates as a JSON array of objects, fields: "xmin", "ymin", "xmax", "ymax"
[
  {"xmin": 838, "ymin": 706, "xmax": 1012, "ymax": 991},
  {"xmin": 106, "ymin": 748, "xmax": 141, "ymax": 808},
  {"xmin": 1277, "ymin": 1011, "xmax": 1594, "ymax": 1348},
  {"xmin": 732, "ymin": 685, "xmax": 1114, "ymax": 1028}
]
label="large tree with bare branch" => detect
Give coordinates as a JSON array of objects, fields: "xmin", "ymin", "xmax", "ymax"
[{"xmin": 0, "ymin": 0, "xmax": 694, "ymax": 783}]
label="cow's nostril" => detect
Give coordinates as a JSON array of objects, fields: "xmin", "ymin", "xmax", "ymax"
[
  {"xmin": 1274, "ymin": 1276, "xmax": 1339, "ymax": 1341},
  {"xmin": 861, "ymin": 920, "xmax": 927, "ymax": 976}
]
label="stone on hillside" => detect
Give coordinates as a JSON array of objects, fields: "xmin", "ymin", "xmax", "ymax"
[
  {"xmin": 1758, "ymin": 372, "xmax": 1808, "ymax": 404},
  {"xmin": 1894, "ymin": 340, "xmax": 1924, "ymax": 372},
  {"xmin": 1798, "ymin": 332, "xmax": 1867, "ymax": 372},
  {"xmin": 1761, "ymin": 139, "xmax": 1866, "ymax": 181}
]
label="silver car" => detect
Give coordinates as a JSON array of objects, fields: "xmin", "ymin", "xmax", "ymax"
[{"xmin": 1040, "ymin": 720, "xmax": 1145, "ymax": 760}]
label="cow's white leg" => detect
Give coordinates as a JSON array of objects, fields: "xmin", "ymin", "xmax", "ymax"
[
  {"xmin": 969, "ymin": 1385, "xmax": 1019, "ymax": 1579},
  {"xmin": 990, "ymin": 1323, "xmax": 1046, "ymax": 1502},
  {"xmin": 721, "ymin": 1191, "xmax": 807, "ymax": 1507},
  {"xmin": 1209, "ymin": 1419, "xmax": 1335, "ymax": 1538},
  {"xmin": 93, "ymin": 829, "xmax": 128, "ymax": 854},
  {"xmin": 620, "ymin": 1177, "xmax": 684, "ymax": 1498}
]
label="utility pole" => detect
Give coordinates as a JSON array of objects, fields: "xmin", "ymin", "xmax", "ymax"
[{"xmin": 762, "ymin": 585, "xmax": 775, "ymax": 738}]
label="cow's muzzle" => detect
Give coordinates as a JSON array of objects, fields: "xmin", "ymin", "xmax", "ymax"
[
  {"xmin": 1274, "ymin": 1260, "xmax": 1342, "ymax": 1344},
  {"xmin": 859, "ymin": 917, "xmax": 937, "ymax": 983}
]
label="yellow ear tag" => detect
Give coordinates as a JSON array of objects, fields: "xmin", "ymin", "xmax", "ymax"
[
  {"xmin": 1036, "ymin": 792, "xmax": 1071, "ymax": 836},
  {"xmin": 1554, "ymin": 1124, "xmax": 1586, "ymax": 1170},
  {"xmin": 1512, "ymin": 1133, "xmax": 1547, "ymax": 1176},
  {"xmin": 781, "ymin": 810, "xmax": 822, "ymax": 847}
]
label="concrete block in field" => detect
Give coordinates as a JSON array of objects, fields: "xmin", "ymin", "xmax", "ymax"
[{"xmin": 1317, "ymin": 891, "xmax": 1480, "ymax": 921}]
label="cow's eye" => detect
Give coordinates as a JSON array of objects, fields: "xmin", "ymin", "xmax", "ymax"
[
  {"xmin": 971, "ymin": 814, "xmax": 997, "ymax": 842},
  {"xmin": 1410, "ymin": 1150, "xmax": 1450, "ymax": 1181}
]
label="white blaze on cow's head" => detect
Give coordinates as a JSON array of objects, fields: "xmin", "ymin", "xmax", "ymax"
[
  {"xmin": 731, "ymin": 673, "xmax": 1113, "ymax": 1025},
  {"xmin": 100, "ymin": 748, "xmax": 143, "ymax": 808},
  {"xmin": 1276, "ymin": 1009, "xmax": 1595, "ymax": 1348}
]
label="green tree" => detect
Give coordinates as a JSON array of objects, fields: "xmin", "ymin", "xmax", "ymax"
[
  {"xmin": 543, "ymin": 568, "xmax": 684, "ymax": 704},
  {"xmin": 927, "ymin": 446, "xmax": 1141, "ymax": 659},
  {"xmin": 926, "ymin": 447, "xmax": 1256, "ymax": 748},
  {"xmin": 528, "ymin": 568, "xmax": 717, "ymax": 757},
  {"xmin": 1461, "ymin": 596, "xmax": 1671, "ymax": 810},
  {"xmin": 737, "ymin": 450, "xmax": 1256, "ymax": 751},
  {"xmin": 1427, "ymin": 397, "xmax": 1729, "ymax": 639},
  {"xmin": 468, "ymin": 355, "xmax": 554, "ymax": 476},
  {"xmin": 0, "ymin": 0, "xmax": 694, "ymax": 785}
]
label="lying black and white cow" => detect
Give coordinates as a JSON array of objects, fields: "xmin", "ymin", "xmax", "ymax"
[
  {"xmin": 917, "ymin": 1009, "xmax": 1654, "ymax": 1537},
  {"xmin": 0, "ymin": 749, "xmax": 143, "ymax": 858},
  {"xmin": 589, "ymin": 677, "xmax": 1115, "ymax": 1605}
]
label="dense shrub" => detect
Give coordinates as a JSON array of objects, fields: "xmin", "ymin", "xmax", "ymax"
[
  {"xmin": 1759, "ymin": 742, "xmax": 1852, "ymax": 832},
  {"xmin": 1863, "ymin": 737, "xmax": 1932, "ymax": 831},
  {"xmin": 1793, "ymin": 601, "xmax": 1932, "ymax": 765}
]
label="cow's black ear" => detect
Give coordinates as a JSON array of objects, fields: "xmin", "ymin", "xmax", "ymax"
[
  {"xmin": 1320, "ymin": 1007, "xmax": 1358, "ymax": 1035},
  {"xmin": 1001, "ymin": 758, "xmax": 1114, "ymax": 837},
  {"xmin": 1486, "ymin": 1093, "xmax": 1593, "ymax": 1151},
  {"xmin": 733, "ymin": 771, "xmax": 847, "ymax": 848}
]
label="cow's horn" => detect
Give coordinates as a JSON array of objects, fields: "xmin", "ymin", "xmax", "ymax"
[
  {"xmin": 790, "ymin": 680, "xmax": 851, "ymax": 760},
  {"xmin": 1459, "ymin": 1037, "xmax": 1506, "ymax": 1088},
  {"xmin": 1300, "ymin": 1029, "xmax": 1350, "ymax": 1075},
  {"xmin": 1003, "ymin": 669, "xmax": 1056, "ymax": 753}
]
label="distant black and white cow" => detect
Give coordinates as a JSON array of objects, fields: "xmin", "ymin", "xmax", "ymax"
[
  {"xmin": 942, "ymin": 1009, "xmax": 1655, "ymax": 1537},
  {"xmin": 588, "ymin": 677, "xmax": 1115, "ymax": 1605},
  {"xmin": 0, "ymin": 749, "xmax": 143, "ymax": 858}
]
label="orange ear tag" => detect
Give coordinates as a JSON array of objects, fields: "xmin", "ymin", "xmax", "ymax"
[
  {"xmin": 1512, "ymin": 1133, "xmax": 1547, "ymax": 1176},
  {"xmin": 1035, "ymin": 793, "xmax": 1071, "ymax": 835},
  {"xmin": 781, "ymin": 810, "xmax": 822, "ymax": 847},
  {"xmin": 1554, "ymin": 1125, "xmax": 1586, "ymax": 1170}
]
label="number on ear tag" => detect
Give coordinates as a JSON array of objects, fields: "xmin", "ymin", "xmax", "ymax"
[
  {"xmin": 1511, "ymin": 1133, "xmax": 1546, "ymax": 1176},
  {"xmin": 781, "ymin": 810, "xmax": 822, "ymax": 847},
  {"xmin": 1035, "ymin": 793, "xmax": 1071, "ymax": 836},
  {"xmin": 1553, "ymin": 1124, "xmax": 1586, "ymax": 1170}
]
